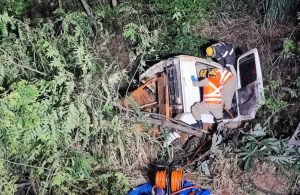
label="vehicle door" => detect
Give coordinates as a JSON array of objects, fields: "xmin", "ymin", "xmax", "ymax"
[{"xmin": 237, "ymin": 48, "xmax": 265, "ymax": 120}]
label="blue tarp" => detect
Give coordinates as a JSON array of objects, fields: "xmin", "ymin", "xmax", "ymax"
[{"xmin": 128, "ymin": 180, "xmax": 210, "ymax": 195}]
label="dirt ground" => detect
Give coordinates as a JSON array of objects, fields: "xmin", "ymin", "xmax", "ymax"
[{"xmin": 207, "ymin": 158, "xmax": 292, "ymax": 194}]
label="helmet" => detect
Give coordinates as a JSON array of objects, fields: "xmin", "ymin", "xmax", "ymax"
[
  {"xmin": 206, "ymin": 46, "xmax": 214, "ymax": 57},
  {"xmin": 199, "ymin": 69, "xmax": 208, "ymax": 78},
  {"xmin": 208, "ymin": 69, "xmax": 217, "ymax": 78}
]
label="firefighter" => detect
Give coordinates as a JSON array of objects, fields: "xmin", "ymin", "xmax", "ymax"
[
  {"xmin": 206, "ymin": 41, "xmax": 238, "ymax": 110},
  {"xmin": 191, "ymin": 68, "xmax": 234, "ymax": 124},
  {"xmin": 206, "ymin": 42, "xmax": 236, "ymax": 71}
]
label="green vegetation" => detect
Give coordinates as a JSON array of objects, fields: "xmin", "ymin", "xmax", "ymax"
[
  {"xmin": 152, "ymin": 0, "xmax": 208, "ymax": 55},
  {"xmin": 0, "ymin": 0, "xmax": 30, "ymax": 17},
  {"xmin": 0, "ymin": 10, "xmax": 156, "ymax": 194},
  {"xmin": 0, "ymin": 0, "xmax": 299, "ymax": 194}
]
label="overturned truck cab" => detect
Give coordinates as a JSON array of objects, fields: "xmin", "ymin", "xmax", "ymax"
[{"xmin": 123, "ymin": 48, "xmax": 264, "ymax": 131}]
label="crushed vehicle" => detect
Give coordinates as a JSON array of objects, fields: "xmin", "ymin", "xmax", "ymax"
[
  {"xmin": 124, "ymin": 49, "xmax": 265, "ymax": 195},
  {"xmin": 124, "ymin": 48, "xmax": 264, "ymax": 132}
]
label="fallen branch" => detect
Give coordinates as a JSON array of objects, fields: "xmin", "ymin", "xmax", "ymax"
[
  {"xmin": 147, "ymin": 117, "xmax": 205, "ymax": 137},
  {"xmin": 0, "ymin": 48, "xmax": 47, "ymax": 76},
  {"xmin": 12, "ymin": 61, "xmax": 47, "ymax": 76},
  {"xmin": 80, "ymin": 0, "xmax": 96, "ymax": 20}
]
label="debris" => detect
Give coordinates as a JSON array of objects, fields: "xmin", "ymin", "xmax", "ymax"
[{"xmin": 288, "ymin": 122, "xmax": 300, "ymax": 146}]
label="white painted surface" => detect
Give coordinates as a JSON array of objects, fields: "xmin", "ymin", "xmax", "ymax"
[
  {"xmin": 177, "ymin": 112, "xmax": 197, "ymax": 125},
  {"xmin": 237, "ymin": 48, "xmax": 264, "ymax": 120},
  {"xmin": 165, "ymin": 132, "xmax": 181, "ymax": 146},
  {"xmin": 179, "ymin": 59, "xmax": 201, "ymax": 112}
]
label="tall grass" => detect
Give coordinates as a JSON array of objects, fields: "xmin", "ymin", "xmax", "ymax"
[
  {"xmin": 262, "ymin": 0, "xmax": 297, "ymax": 27},
  {"xmin": 208, "ymin": 0, "xmax": 298, "ymax": 27}
]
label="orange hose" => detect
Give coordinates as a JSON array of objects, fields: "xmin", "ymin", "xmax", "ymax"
[
  {"xmin": 170, "ymin": 169, "xmax": 184, "ymax": 192},
  {"xmin": 155, "ymin": 170, "xmax": 167, "ymax": 190}
]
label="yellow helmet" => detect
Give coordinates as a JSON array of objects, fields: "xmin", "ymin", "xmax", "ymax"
[
  {"xmin": 206, "ymin": 46, "xmax": 214, "ymax": 57},
  {"xmin": 208, "ymin": 69, "xmax": 217, "ymax": 78},
  {"xmin": 199, "ymin": 69, "xmax": 208, "ymax": 78}
]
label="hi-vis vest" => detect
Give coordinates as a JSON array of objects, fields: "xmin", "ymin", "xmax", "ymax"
[{"xmin": 203, "ymin": 69, "xmax": 233, "ymax": 104}]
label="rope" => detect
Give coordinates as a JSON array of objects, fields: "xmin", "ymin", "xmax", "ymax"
[
  {"xmin": 170, "ymin": 169, "xmax": 184, "ymax": 193},
  {"xmin": 155, "ymin": 170, "xmax": 167, "ymax": 190},
  {"xmin": 171, "ymin": 185, "xmax": 203, "ymax": 195},
  {"xmin": 152, "ymin": 185, "xmax": 165, "ymax": 195}
]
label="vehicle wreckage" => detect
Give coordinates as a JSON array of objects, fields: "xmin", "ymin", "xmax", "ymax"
[
  {"xmin": 124, "ymin": 48, "xmax": 265, "ymax": 134},
  {"xmin": 125, "ymin": 48, "xmax": 265, "ymax": 195}
]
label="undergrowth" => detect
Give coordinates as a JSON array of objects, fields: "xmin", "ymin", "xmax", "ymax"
[
  {"xmin": 0, "ymin": 10, "xmax": 159, "ymax": 194},
  {"xmin": 207, "ymin": 0, "xmax": 299, "ymax": 27},
  {"xmin": 0, "ymin": 0, "xmax": 299, "ymax": 194}
]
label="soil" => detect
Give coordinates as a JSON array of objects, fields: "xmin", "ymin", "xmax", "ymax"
[
  {"xmin": 243, "ymin": 161, "xmax": 291, "ymax": 194},
  {"xmin": 182, "ymin": 158, "xmax": 291, "ymax": 194}
]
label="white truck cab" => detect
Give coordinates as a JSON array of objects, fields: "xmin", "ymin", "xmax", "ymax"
[{"xmin": 125, "ymin": 49, "xmax": 264, "ymax": 130}]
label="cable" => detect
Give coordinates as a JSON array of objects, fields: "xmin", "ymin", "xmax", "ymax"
[
  {"xmin": 183, "ymin": 140, "xmax": 208, "ymax": 169},
  {"xmin": 170, "ymin": 169, "xmax": 184, "ymax": 193},
  {"xmin": 155, "ymin": 170, "xmax": 167, "ymax": 190},
  {"xmin": 152, "ymin": 185, "xmax": 165, "ymax": 195},
  {"xmin": 171, "ymin": 185, "xmax": 203, "ymax": 195}
]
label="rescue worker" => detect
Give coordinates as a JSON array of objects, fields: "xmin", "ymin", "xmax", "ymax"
[
  {"xmin": 191, "ymin": 68, "xmax": 234, "ymax": 126},
  {"xmin": 206, "ymin": 41, "xmax": 238, "ymax": 111},
  {"xmin": 206, "ymin": 42, "xmax": 236, "ymax": 71}
]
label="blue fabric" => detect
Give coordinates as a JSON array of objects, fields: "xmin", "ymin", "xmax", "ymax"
[
  {"xmin": 127, "ymin": 183, "xmax": 153, "ymax": 195},
  {"xmin": 127, "ymin": 181, "xmax": 210, "ymax": 195},
  {"xmin": 179, "ymin": 181, "xmax": 210, "ymax": 195}
]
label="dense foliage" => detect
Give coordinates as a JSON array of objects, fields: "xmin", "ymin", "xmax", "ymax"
[
  {"xmin": 0, "ymin": 10, "xmax": 155, "ymax": 194},
  {"xmin": 0, "ymin": 0, "xmax": 299, "ymax": 194},
  {"xmin": 0, "ymin": 0, "xmax": 30, "ymax": 17}
]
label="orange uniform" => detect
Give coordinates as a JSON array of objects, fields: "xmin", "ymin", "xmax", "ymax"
[{"xmin": 203, "ymin": 69, "xmax": 233, "ymax": 104}]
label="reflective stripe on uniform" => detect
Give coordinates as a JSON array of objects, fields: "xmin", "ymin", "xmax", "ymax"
[
  {"xmin": 204, "ymin": 98, "xmax": 223, "ymax": 102},
  {"xmin": 203, "ymin": 78, "xmax": 222, "ymax": 104},
  {"xmin": 203, "ymin": 68, "xmax": 233, "ymax": 104},
  {"xmin": 217, "ymin": 69, "xmax": 233, "ymax": 85},
  {"xmin": 204, "ymin": 82, "xmax": 222, "ymax": 97},
  {"xmin": 222, "ymin": 51, "xmax": 228, "ymax": 58},
  {"xmin": 220, "ymin": 71, "xmax": 232, "ymax": 84},
  {"xmin": 214, "ymin": 43, "xmax": 223, "ymax": 46},
  {"xmin": 229, "ymin": 48, "xmax": 234, "ymax": 55}
]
